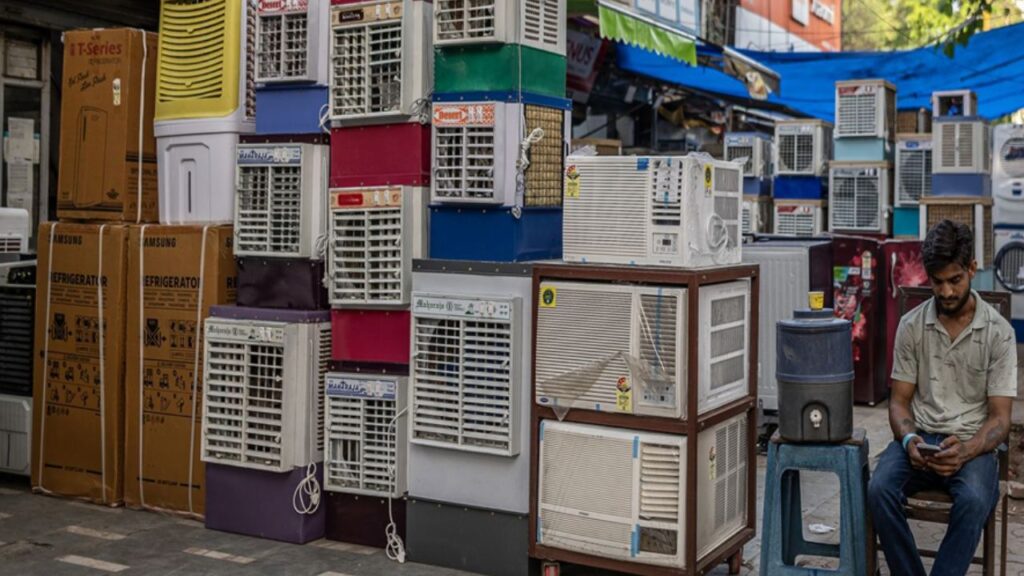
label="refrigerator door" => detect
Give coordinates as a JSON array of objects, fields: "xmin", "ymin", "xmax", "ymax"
[
  {"xmin": 832, "ymin": 236, "xmax": 887, "ymax": 405},
  {"xmin": 882, "ymin": 240, "xmax": 928, "ymax": 389}
]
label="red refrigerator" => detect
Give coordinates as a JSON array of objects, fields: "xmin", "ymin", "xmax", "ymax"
[
  {"xmin": 881, "ymin": 239, "xmax": 929, "ymax": 389},
  {"xmin": 832, "ymin": 235, "xmax": 887, "ymax": 405}
]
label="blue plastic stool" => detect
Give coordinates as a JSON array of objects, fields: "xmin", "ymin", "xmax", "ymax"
[{"xmin": 760, "ymin": 428, "xmax": 876, "ymax": 576}]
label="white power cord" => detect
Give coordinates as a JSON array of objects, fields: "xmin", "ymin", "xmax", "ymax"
[
  {"xmin": 516, "ymin": 127, "xmax": 545, "ymax": 173},
  {"xmin": 292, "ymin": 461, "xmax": 322, "ymax": 515},
  {"xmin": 318, "ymin": 103, "xmax": 331, "ymax": 135},
  {"xmin": 385, "ymin": 407, "xmax": 408, "ymax": 563}
]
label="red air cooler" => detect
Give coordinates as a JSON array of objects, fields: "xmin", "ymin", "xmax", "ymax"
[
  {"xmin": 832, "ymin": 235, "xmax": 887, "ymax": 405},
  {"xmin": 881, "ymin": 239, "xmax": 929, "ymax": 388},
  {"xmin": 330, "ymin": 124, "xmax": 431, "ymax": 188},
  {"xmin": 330, "ymin": 309, "xmax": 411, "ymax": 366}
]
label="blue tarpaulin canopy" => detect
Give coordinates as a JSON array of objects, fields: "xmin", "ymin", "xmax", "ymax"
[{"xmin": 617, "ymin": 21, "xmax": 1024, "ymax": 120}]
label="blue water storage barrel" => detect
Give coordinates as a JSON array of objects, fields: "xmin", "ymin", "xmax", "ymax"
[{"xmin": 776, "ymin": 308, "xmax": 854, "ymax": 442}]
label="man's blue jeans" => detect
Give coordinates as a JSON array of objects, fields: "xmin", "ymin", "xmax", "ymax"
[{"xmin": 867, "ymin": 433, "xmax": 999, "ymax": 576}]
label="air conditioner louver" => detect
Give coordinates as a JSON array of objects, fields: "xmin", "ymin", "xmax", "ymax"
[
  {"xmin": 830, "ymin": 163, "xmax": 890, "ymax": 233},
  {"xmin": 234, "ymin": 143, "xmax": 328, "ymax": 259},
  {"xmin": 725, "ymin": 133, "xmax": 773, "ymax": 179},
  {"xmin": 433, "ymin": 0, "xmax": 566, "ymax": 54},
  {"xmin": 432, "ymin": 100, "xmax": 568, "ymax": 207},
  {"xmin": 773, "ymin": 203, "xmax": 823, "ymax": 237},
  {"xmin": 835, "ymin": 81, "xmax": 894, "ymax": 139},
  {"xmin": 697, "ymin": 414, "xmax": 749, "ymax": 558},
  {"xmin": 563, "ymin": 155, "xmax": 742, "ymax": 267},
  {"xmin": 202, "ymin": 316, "xmax": 330, "ymax": 472},
  {"xmin": 257, "ymin": 0, "xmax": 327, "ymax": 84},
  {"xmin": 411, "ymin": 294, "xmax": 520, "ymax": 457},
  {"xmin": 330, "ymin": 0, "xmax": 432, "ymax": 123},
  {"xmin": 324, "ymin": 372, "xmax": 406, "ymax": 497},
  {"xmin": 328, "ymin": 186, "xmax": 428, "ymax": 307},
  {"xmin": 934, "ymin": 119, "xmax": 990, "ymax": 174}
]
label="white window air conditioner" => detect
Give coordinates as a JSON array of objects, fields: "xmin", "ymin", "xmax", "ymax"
[
  {"xmin": 741, "ymin": 198, "xmax": 771, "ymax": 234},
  {"xmin": 534, "ymin": 279, "xmax": 749, "ymax": 419},
  {"xmin": 933, "ymin": 118, "xmax": 990, "ymax": 174},
  {"xmin": 256, "ymin": 0, "xmax": 329, "ymax": 84},
  {"xmin": 895, "ymin": 135, "xmax": 932, "ymax": 206},
  {"xmin": 773, "ymin": 202, "xmax": 826, "ymax": 237},
  {"xmin": 431, "ymin": 99, "xmax": 568, "ymax": 207},
  {"xmin": 235, "ymin": 142, "xmax": 329, "ymax": 258},
  {"xmin": 537, "ymin": 414, "xmax": 749, "ymax": 569},
  {"xmin": 834, "ymin": 79, "xmax": 896, "ymax": 139},
  {"xmin": 329, "ymin": 0, "xmax": 432, "ymax": 124},
  {"xmin": 829, "ymin": 161, "xmax": 891, "ymax": 234},
  {"xmin": 324, "ymin": 372, "xmax": 407, "ymax": 498},
  {"xmin": 0, "ymin": 394, "xmax": 30, "ymax": 476},
  {"xmin": 327, "ymin": 186, "xmax": 429, "ymax": 306},
  {"xmin": 993, "ymin": 124, "xmax": 1024, "ymax": 225},
  {"xmin": 410, "ymin": 293, "xmax": 521, "ymax": 457},
  {"xmin": 724, "ymin": 132, "xmax": 772, "ymax": 179},
  {"xmin": 201, "ymin": 315, "xmax": 331, "ymax": 472},
  {"xmin": 774, "ymin": 120, "xmax": 832, "ymax": 177},
  {"xmin": 932, "ymin": 89, "xmax": 977, "ymax": 118},
  {"xmin": 433, "ymin": 0, "xmax": 567, "ymax": 55},
  {"xmin": 562, "ymin": 155, "xmax": 743, "ymax": 267},
  {"xmin": 0, "ymin": 208, "xmax": 29, "ymax": 253}
]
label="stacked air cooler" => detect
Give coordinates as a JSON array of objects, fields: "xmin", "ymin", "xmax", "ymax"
[
  {"xmin": 322, "ymin": 0, "xmax": 433, "ymax": 550},
  {"xmin": 725, "ymin": 132, "xmax": 773, "ymax": 234},
  {"xmin": 829, "ymin": 79, "xmax": 896, "ymax": 239},
  {"xmin": 992, "ymin": 123, "xmax": 1024, "ymax": 339},
  {"xmin": 920, "ymin": 90, "xmax": 993, "ymax": 270},
  {"xmin": 428, "ymin": 0, "xmax": 569, "ymax": 261},
  {"xmin": 0, "ymin": 259, "xmax": 34, "ymax": 477},
  {"xmin": 533, "ymin": 155, "xmax": 756, "ymax": 574},
  {"xmin": 155, "ymin": 0, "xmax": 257, "ymax": 224},
  {"xmin": 772, "ymin": 119, "xmax": 832, "ymax": 236}
]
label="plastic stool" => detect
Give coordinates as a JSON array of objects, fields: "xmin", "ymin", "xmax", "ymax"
[{"xmin": 760, "ymin": 428, "xmax": 876, "ymax": 576}]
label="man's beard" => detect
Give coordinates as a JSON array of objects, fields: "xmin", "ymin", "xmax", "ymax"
[{"xmin": 937, "ymin": 290, "xmax": 971, "ymax": 316}]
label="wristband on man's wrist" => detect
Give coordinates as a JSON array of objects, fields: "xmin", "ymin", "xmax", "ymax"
[{"xmin": 902, "ymin": 433, "xmax": 920, "ymax": 451}]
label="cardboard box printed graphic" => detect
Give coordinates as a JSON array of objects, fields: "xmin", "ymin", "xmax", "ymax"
[
  {"xmin": 125, "ymin": 225, "xmax": 236, "ymax": 516},
  {"xmin": 57, "ymin": 29, "xmax": 159, "ymax": 222},
  {"xmin": 32, "ymin": 222, "xmax": 128, "ymax": 505}
]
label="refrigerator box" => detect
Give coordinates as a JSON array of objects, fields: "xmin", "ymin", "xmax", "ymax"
[
  {"xmin": 57, "ymin": 29, "xmax": 159, "ymax": 222},
  {"xmin": 32, "ymin": 222, "xmax": 128, "ymax": 504},
  {"xmin": 124, "ymin": 225, "xmax": 237, "ymax": 516}
]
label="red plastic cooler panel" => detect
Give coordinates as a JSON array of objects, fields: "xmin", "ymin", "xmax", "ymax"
[
  {"xmin": 331, "ymin": 309, "xmax": 411, "ymax": 365},
  {"xmin": 330, "ymin": 124, "xmax": 431, "ymax": 188}
]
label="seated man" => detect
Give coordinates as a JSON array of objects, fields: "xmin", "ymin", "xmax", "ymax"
[{"xmin": 868, "ymin": 219, "xmax": 1016, "ymax": 576}]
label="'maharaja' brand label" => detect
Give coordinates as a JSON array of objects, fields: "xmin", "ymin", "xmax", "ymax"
[
  {"xmin": 237, "ymin": 145, "xmax": 303, "ymax": 165},
  {"xmin": 326, "ymin": 375, "xmax": 397, "ymax": 400},
  {"xmin": 413, "ymin": 295, "xmax": 512, "ymax": 321},
  {"xmin": 206, "ymin": 320, "xmax": 286, "ymax": 345}
]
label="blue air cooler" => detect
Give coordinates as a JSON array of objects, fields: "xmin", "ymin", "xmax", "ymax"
[{"xmin": 777, "ymin": 308, "xmax": 854, "ymax": 442}]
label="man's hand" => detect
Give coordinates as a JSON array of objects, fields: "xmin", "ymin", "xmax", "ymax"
[
  {"xmin": 906, "ymin": 436, "xmax": 928, "ymax": 470},
  {"xmin": 927, "ymin": 436, "xmax": 974, "ymax": 477}
]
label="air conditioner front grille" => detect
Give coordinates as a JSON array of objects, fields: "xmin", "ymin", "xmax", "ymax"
[
  {"xmin": 650, "ymin": 160, "xmax": 683, "ymax": 227},
  {"xmin": 523, "ymin": 0, "xmax": 561, "ymax": 49},
  {"xmin": 434, "ymin": 125, "xmax": 496, "ymax": 200},
  {"xmin": 940, "ymin": 123, "xmax": 958, "ymax": 169},
  {"xmin": 236, "ymin": 165, "xmax": 303, "ymax": 255},
  {"xmin": 203, "ymin": 338, "xmax": 249, "ymax": 464},
  {"xmin": 959, "ymin": 122, "xmax": 975, "ymax": 167},
  {"xmin": 713, "ymin": 417, "xmax": 748, "ymax": 531},
  {"xmin": 714, "ymin": 166, "xmax": 741, "ymax": 194},
  {"xmin": 332, "ymin": 19, "xmax": 403, "ymax": 118},
  {"xmin": 412, "ymin": 299, "xmax": 515, "ymax": 455},
  {"xmin": 774, "ymin": 205, "xmax": 816, "ymax": 236},
  {"xmin": 837, "ymin": 92, "xmax": 877, "ymax": 136},
  {"xmin": 726, "ymin": 145, "xmax": 753, "ymax": 176},
  {"xmin": 158, "ymin": 0, "xmax": 230, "ymax": 102},
  {"xmin": 997, "ymin": 242, "xmax": 1024, "ymax": 291},
  {"xmin": 708, "ymin": 293, "xmax": 746, "ymax": 392},
  {"xmin": 257, "ymin": 11, "xmax": 309, "ymax": 81},
  {"xmin": 325, "ymin": 374, "xmax": 400, "ymax": 496},
  {"xmin": 897, "ymin": 149, "xmax": 931, "ymax": 204},
  {"xmin": 778, "ymin": 133, "xmax": 815, "ymax": 174},
  {"xmin": 524, "ymin": 104, "xmax": 565, "ymax": 207},
  {"xmin": 435, "ymin": 0, "xmax": 498, "ymax": 43},
  {"xmin": 832, "ymin": 174, "xmax": 881, "ymax": 230},
  {"xmin": 0, "ymin": 288, "xmax": 33, "ymax": 396},
  {"xmin": 330, "ymin": 206, "xmax": 404, "ymax": 304},
  {"xmin": 640, "ymin": 442, "xmax": 681, "ymax": 522}
]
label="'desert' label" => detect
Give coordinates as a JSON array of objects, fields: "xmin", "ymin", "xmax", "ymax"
[
  {"xmin": 432, "ymin": 103, "xmax": 496, "ymax": 128},
  {"xmin": 326, "ymin": 375, "xmax": 397, "ymax": 400},
  {"xmin": 258, "ymin": 0, "xmax": 308, "ymax": 14}
]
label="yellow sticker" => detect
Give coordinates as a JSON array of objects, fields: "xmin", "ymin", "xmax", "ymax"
[
  {"xmin": 615, "ymin": 376, "xmax": 632, "ymax": 412},
  {"xmin": 708, "ymin": 445, "xmax": 717, "ymax": 480},
  {"xmin": 564, "ymin": 165, "xmax": 580, "ymax": 198},
  {"xmin": 539, "ymin": 286, "xmax": 557, "ymax": 308},
  {"xmin": 704, "ymin": 165, "xmax": 713, "ymax": 189}
]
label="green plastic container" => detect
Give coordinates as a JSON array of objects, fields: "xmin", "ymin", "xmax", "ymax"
[{"xmin": 434, "ymin": 44, "xmax": 567, "ymax": 99}]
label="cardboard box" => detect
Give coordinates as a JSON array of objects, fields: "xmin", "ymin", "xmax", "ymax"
[
  {"xmin": 124, "ymin": 225, "xmax": 236, "ymax": 516},
  {"xmin": 57, "ymin": 29, "xmax": 159, "ymax": 222},
  {"xmin": 33, "ymin": 222, "xmax": 128, "ymax": 504}
]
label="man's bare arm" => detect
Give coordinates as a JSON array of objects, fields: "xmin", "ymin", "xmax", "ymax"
[
  {"xmin": 890, "ymin": 379, "xmax": 927, "ymax": 469},
  {"xmin": 931, "ymin": 397, "xmax": 1012, "ymax": 476}
]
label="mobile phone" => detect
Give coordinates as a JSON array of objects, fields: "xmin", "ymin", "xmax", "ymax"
[{"xmin": 916, "ymin": 443, "xmax": 943, "ymax": 457}]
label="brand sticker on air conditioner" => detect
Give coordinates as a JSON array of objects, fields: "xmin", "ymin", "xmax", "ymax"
[
  {"xmin": 838, "ymin": 84, "xmax": 878, "ymax": 96},
  {"xmin": 331, "ymin": 188, "xmax": 402, "ymax": 209},
  {"xmin": 432, "ymin": 103, "xmax": 496, "ymax": 128},
  {"xmin": 237, "ymin": 145, "xmax": 303, "ymax": 165},
  {"xmin": 413, "ymin": 295, "xmax": 511, "ymax": 320},
  {"xmin": 326, "ymin": 376, "xmax": 396, "ymax": 400},
  {"xmin": 259, "ymin": 0, "xmax": 308, "ymax": 14}
]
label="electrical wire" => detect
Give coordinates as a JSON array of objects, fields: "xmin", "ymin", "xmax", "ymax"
[
  {"xmin": 385, "ymin": 407, "xmax": 408, "ymax": 563},
  {"xmin": 292, "ymin": 462, "xmax": 322, "ymax": 515}
]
